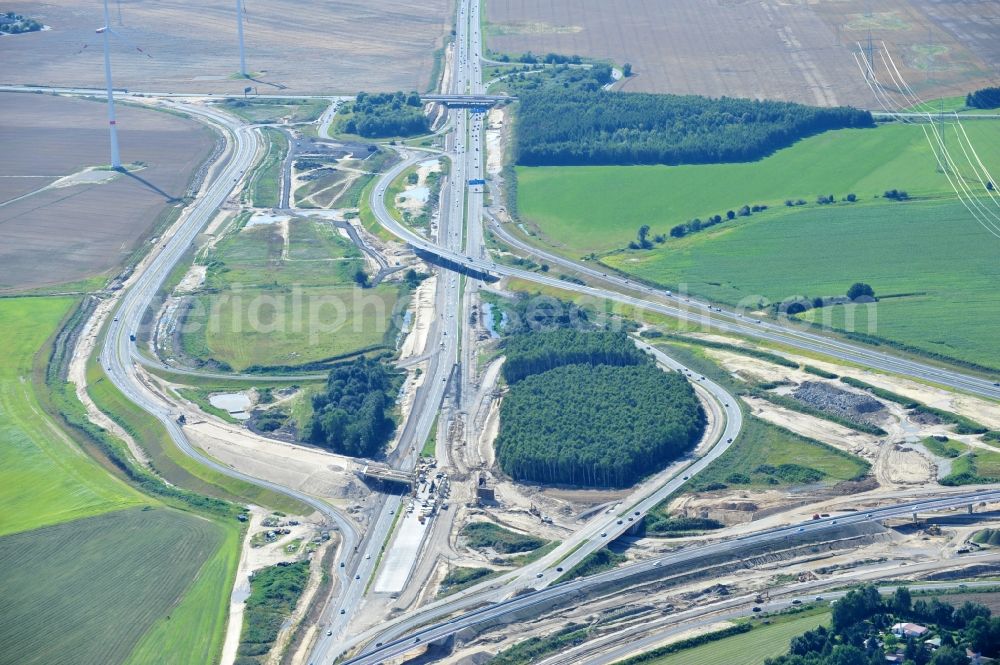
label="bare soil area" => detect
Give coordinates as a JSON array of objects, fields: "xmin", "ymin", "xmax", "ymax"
[
  {"xmin": 486, "ymin": 0, "xmax": 998, "ymax": 106},
  {"xmin": 0, "ymin": 92, "xmax": 214, "ymax": 291},
  {"xmin": 0, "ymin": 0, "xmax": 450, "ymax": 94}
]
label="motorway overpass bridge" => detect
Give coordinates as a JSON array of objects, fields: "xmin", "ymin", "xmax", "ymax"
[
  {"xmin": 411, "ymin": 245, "xmax": 500, "ymax": 282},
  {"xmin": 422, "ymin": 94, "xmax": 514, "ymax": 108}
]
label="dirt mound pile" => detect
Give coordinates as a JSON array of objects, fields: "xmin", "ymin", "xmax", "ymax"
[{"xmin": 792, "ymin": 381, "xmax": 885, "ymax": 426}]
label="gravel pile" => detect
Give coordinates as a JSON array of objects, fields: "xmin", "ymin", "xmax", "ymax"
[{"xmin": 792, "ymin": 381, "xmax": 886, "ymax": 426}]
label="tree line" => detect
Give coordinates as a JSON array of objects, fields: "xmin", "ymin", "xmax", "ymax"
[
  {"xmin": 308, "ymin": 356, "xmax": 399, "ymax": 457},
  {"xmin": 495, "ymin": 362, "xmax": 705, "ymax": 488},
  {"xmin": 335, "ymin": 91, "xmax": 429, "ymax": 138},
  {"xmin": 511, "ymin": 72, "xmax": 873, "ymax": 166},
  {"xmin": 966, "ymin": 86, "xmax": 1000, "ymax": 110},
  {"xmin": 501, "ymin": 329, "xmax": 647, "ymax": 383},
  {"xmin": 765, "ymin": 585, "xmax": 1000, "ymax": 665}
]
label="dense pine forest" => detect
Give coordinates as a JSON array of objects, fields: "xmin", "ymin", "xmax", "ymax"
[
  {"xmin": 508, "ymin": 67, "xmax": 873, "ymax": 166},
  {"xmin": 495, "ymin": 360, "xmax": 705, "ymax": 488},
  {"xmin": 335, "ymin": 91, "xmax": 429, "ymax": 138},
  {"xmin": 966, "ymin": 86, "xmax": 1000, "ymax": 109},
  {"xmin": 308, "ymin": 357, "xmax": 399, "ymax": 457},
  {"xmin": 501, "ymin": 329, "xmax": 647, "ymax": 383}
]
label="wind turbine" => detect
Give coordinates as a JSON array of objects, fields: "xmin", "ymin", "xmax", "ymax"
[
  {"xmin": 95, "ymin": 0, "xmax": 150, "ymax": 170},
  {"xmin": 97, "ymin": 0, "xmax": 121, "ymax": 169},
  {"xmin": 236, "ymin": 0, "xmax": 248, "ymax": 78}
]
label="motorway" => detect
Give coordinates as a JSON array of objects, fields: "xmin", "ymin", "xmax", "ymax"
[
  {"xmin": 24, "ymin": 3, "xmax": 1000, "ymax": 662},
  {"xmin": 370, "ymin": 181, "xmax": 1000, "ymax": 400},
  {"xmin": 545, "ymin": 574, "xmax": 1000, "ymax": 665},
  {"xmin": 341, "ymin": 489, "xmax": 1000, "ymax": 665},
  {"xmin": 94, "ymin": 99, "xmax": 363, "ymax": 606},
  {"xmin": 307, "ymin": 0, "xmax": 481, "ymax": 661}
]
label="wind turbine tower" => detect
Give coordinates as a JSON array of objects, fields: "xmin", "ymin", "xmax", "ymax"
[
  {"xmin": 98, "ymin": 0, "xmax": 121, "ymax": 169},
  {"xmin": 237, "ymin": 0, "xmax": 248, "ymax": 77}
]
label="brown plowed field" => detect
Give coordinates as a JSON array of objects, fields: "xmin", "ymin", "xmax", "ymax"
[
  {"xmin": 0, "ymin": 0, "xmax": 451, "ymax": 95},
  {"xmin": 0, "ymin": 92, "xmax": 213, "ymax": 292},
  {"xmin": 486, "ymin": 0, "xmax": 998, "ymax": 107}
]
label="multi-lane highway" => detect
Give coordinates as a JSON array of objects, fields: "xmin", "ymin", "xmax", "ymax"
[
  {"xmin": 370, "ymin": 177, "xmax": 1000, "ymax": 401},
  {"xmin": 94, "ymin": 100, "xmax": 362, "ymax": 607},
  {"xmin": 342, "ymin": 489, "xmax": 1000, "ymax": 665},
  {"xmin": 308, "ymin": 1, "xmax": 483, "ymax": 660},
  {"xmin": 27, "ymin": 1, "xmax": 1000, "ymax": 661}
]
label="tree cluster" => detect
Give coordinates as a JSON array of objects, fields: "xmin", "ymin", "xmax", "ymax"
[
  {"xmin": 883, "ymin": 189, "xmax": 910, "ymax": 201},
  {"xmin": 336, "ymin": 91, "xmax": 429, "ymax": 138},
  {"xmin": 237, "ymin": 561, "xmax": 309, "ymax": 664},
  {"xmin": 966, "ymin": 86, "xmax": 1000, "ymax": 110},
  {"xmin": 501, "ymin": 329, "xmax": 647, "ymax": 383},
  {"xmin": 666, "ymin": 204, "xmax": 767, "ymax": 241},
  {"xmin": 847, "ymin": 282, "xmax": 875, "ymax": 301},
  {"xmin": 495, "ymin": 361, "xmax": 705, "ymax": 488},
  {"xmin": 511, "ymin": 71, "xmax": 873, "ymax": 166},
  {"xmin": 308, "ymin": 356, "xmax": 399, "ymax": 457},
  {"xmin": 764, "ymin": 585, "xmax": 1000, "ymax": 665},
  {"xmin": 0, "ymin": 12, "xmax": 42, "ymax": 34}
]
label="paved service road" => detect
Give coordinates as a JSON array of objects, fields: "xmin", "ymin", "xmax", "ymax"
[{"xmin": 95, "ymin": 100, "xmax": 361, "ymax": 613}]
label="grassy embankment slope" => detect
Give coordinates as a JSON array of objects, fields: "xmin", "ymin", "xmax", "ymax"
[
  {"xmin": 633, "ymin": 611, "xmax": 830, "ymax": 665},
  {"xmin": 0, "ymin": 297, "xmax": 144, "ymax": 536},
  {"xmin": 0, "ymin": 297, "xmax": 241, "ymax": 664},
  {"xmin": 181, "ymin": 216, "xmax": 406, "ymax": 371},
  {"xmin": 249, "ymin": 127, "xmax": 288, "ymax": 208},
  {"xmin": 516, "ymin": 121, "xmax": 1000, "ymax": 370}
]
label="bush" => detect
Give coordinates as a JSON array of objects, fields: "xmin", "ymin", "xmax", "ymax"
[
  {"xmin": 461, "ymin": 522, "xmax": 546, "ymax": 553},
  {"xmin": 846, "ymin": 282, "xmax": 875, "ymax": 301}
]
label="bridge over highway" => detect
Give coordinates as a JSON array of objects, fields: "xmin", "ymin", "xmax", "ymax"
[{"xmin": 422, "ymin": 94, "xmax": 514, "ymax": 107}]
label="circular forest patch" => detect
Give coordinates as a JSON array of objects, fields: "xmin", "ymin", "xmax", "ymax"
[{"xmin": 495, "ymin": 363, "xmax": 705, "ymax": 488}]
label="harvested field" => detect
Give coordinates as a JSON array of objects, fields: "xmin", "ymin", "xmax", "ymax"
[
  {"xmin": 486, "ymin": 0, "xmax": 998, "ymax": 106},
  {"xmin": 0, "ymin": 92, "xmax": 213, "ymax": 292},
  {"xmin": 0, "ymin": 0, "xmax": 451, "ymax": 94}
]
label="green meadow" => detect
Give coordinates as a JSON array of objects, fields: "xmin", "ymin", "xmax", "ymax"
[
  {"xmin": 612, "ymin": 199, "xmax": 1000, "ymax": 370},
  {"xmin": 514, "ymin": 120, "xmax": 1000, "ymax": 369},
  {"xmin": 633, "ymin": 612, "xmax": 830, "ymax": 665},
  {"xmin": 0, "ymin": 297, "xmax": 144, "ymax": 536},
  {"xmin": 516, "ymin": 121, "xmax": 1000, "ymax": 255},
  {"xmin": 0, "ymin": 297, "xmax": 243, "ymax": 664},
  {"xmin": 181, "ymin": 217, "xmax": 408, "ymax": 370}
]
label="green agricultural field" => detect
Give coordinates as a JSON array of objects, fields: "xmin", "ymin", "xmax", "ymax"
[
  {"xmin": 0, "ymin": 297, "xmax": 144, "ymax": 536},
  {"xmin": 605, "ymin": 198, "xmax": 1000, "ymax": 370},
  {"xmin": 181, "ymin": 218, "xmax": 407, "ymax": 370},
  {"xmin": 0, "ymin": 506, "xmax": 232, "ymax": 665},
  {"xmin": 125, "ymin": 518, "xmax": 241, "ymax": 665},
  {"xmin": 516, "ymin": 121, "xmax": 1000, "ymax": 255},
  {"xmin": 633, "ymin": 612, "xmax": 830, "ymax": 665}
]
